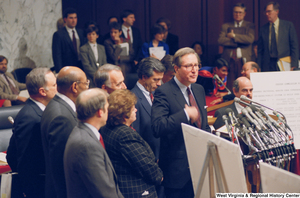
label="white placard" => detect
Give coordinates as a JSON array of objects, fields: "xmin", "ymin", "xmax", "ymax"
[{"xmin": 251, "ymin": 71, "xmax": 300, "ymax": 149}]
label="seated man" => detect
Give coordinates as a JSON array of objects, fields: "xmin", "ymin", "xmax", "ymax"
[
  {"xmin": 213, "ymin": 76, "xmax": 253, "ymax": 130},
  {"xmin": 241, "ymin": 61, "xmax": 260, "ymax": 79},
  {"xmin": 0, "ymin": 55, "xmax": 27, "ymax": 105}
]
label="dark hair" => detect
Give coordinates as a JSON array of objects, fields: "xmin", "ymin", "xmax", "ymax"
[
  {"xmin": 120, "ymin": 9, "xmax": 134, "ymax": 22},
  {"xmin": 150, "ymin": 24, "xmax": 166, "ymax": 40},
  {"xmin": 265, "ymin": 2, "xmax": 280, "ymax": 11},
  {"xmin": 76, "ymin": 88, "xmax": 108, "ymax": 121},
  {"xmin": 85, "ymin": 26, "xmax": 99, "ymax": 35},
  {"xmin": 107, "ymin": 16, "xmax": 118, "ymax": 25},
  {"xmin": 63, "ymin": 8, "xmax": 77, "ymax": 19},
  {"xmin": 0, "ymin": 55, "xmax": 8, "ymax": 63},
  {"xmin": 156, "ymin": 17, "xmax": 172, "ymax": 30},
  {"xmin": 191, "ymin": 41, "xmax": 205, "ymax": 54},
  {"xmin": 138, "ymin": 57, "xmax": 165, "ymax": 79},
  {"xmin": 161, "ymin": 55, "xmax": 174, "ymax": 73},
  {"xmin": 214, "ymin": 58, "xmax": 229, "ymax": 69},
  {"xmin": 233, "ymin": 3, "xmax": 247, "ymax": 12},
  {"xmin": 109, "ymin": 22, "xmax": 122, "ymax": 32}
]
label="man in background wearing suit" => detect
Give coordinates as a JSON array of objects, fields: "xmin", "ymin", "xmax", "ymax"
[
  {"xmin": 6, "ymin": 68, "xmax": 57, "ymax": 198},
  {"xmin": 213, "ymin": 76, "xmax": 253, "ymax": 130},
  {"xmin": 121, "ymin": 9, "xmax": 143, "ymax": 66},
  {"xmin": 0, "ymin": 55, "xmax": 27, "ymax": 105},
  {"xmin": 258, "ymin": 2, "xmax": 299, "ymax": 71},
  {"xmin": 218, "ymin": 3, "xmax": 255, "ymax": 91},
  {"xmin": 80, "ymin": 26, "xmax": 107, "ymax": 87},
  {"xmin": 152, "ymin": 47, "xmax": 211, "ymax": 198},
  {"xmin": 64, "ymin": 88, "xmax": 124, "ymax": 198},
  {"xmin": 94, "ymin": 64, "xmax": 127, "ymax": 94},
  {"xmin": 131, "ymin": 57, "xmax": 165, "ymax": 160},
  {"xmin": 41, "ymin": 66, "xmax": 89, "ymax": 198},
  {"xmin": 52, "ymin": 8, "xmax": 85, "ymax": 73}
]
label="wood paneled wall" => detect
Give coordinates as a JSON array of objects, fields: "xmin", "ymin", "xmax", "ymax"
[{"xmin": 62, "ymin": 0, "xmax": 300, "ymax": 65}]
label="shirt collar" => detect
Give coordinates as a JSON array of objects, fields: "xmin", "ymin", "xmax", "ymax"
[
  {"xmin": 56, "ymin": 92, "xmax": 76, "ymax": 112},
  {"xmin": 174, "ymin": 76, "xmax": 191, "ymax": 92},
  {"xmin": 270, "ymin": 17, "xmax": 279, "ymax": 26},
  {"xmin": 84, "ymin": 122, "xmax": 100, "ymax": 140},
  {"xmin": 235, "ymin": 20, "xmax": 243, "ymax": 27},
  {"xmin": 89, "ymin": 42, "xmax": 97, "ymax": 47},
  {"xmin": 65, "ymin": 26, "xmax": 76, "ymax": 34},
  {"xmin": 29, "ymin": 98, "xmax": 46, "ymax": 111},
  {"xmin": 234, "ymin": 101, "xmax": 244, "ymax": 114}
]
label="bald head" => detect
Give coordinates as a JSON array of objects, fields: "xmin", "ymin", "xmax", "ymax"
[
  {"xmin": 241, "ymin": 61, "xmax": 259, "ymax": 79},
  {"xmin": 233, "ymin": 76, "xmax": 253, "ymax": 99}
]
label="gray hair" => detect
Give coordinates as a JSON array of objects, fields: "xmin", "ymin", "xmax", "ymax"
[
  {"xmin": 251, "ymin": 62, "xmax": 260, "ymax": 72},
  {"xmin": 76, "ymin": 88, "xmax": 108, "ymax": 121},
  {"xmin": 137, "ymin": 57, "xmax": 165, "ymax": 79},
  {"xmin": 94, "ymin": 64, "xmax": 121, "ymax": 88},
  {"xmin": 233, "ymin": 79, "xmax": 240, "ymax": 92},
  {"xmin": 173, "ymin": 47, "xmax": 200, "ymax": 68},
  {"xmin": 26, "ymin": 68, "xmax": 52, "ymax": 95}
]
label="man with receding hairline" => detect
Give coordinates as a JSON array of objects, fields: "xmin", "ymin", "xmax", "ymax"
[
  {"xmin": 241, "ymin": 61, "xmax": 260, "ymax": 79},
  {"xmin": 64, "ymin": 88, "xmax": 123, "ymax": 198},
  {"xmin": 41, "ymin": 66, "xmax": 89, "ymax": 198}
]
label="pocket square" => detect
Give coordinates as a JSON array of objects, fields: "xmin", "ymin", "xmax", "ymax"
[{"xmin": 142, "ymin": 191, "xmax": 149, "ymax": 196}]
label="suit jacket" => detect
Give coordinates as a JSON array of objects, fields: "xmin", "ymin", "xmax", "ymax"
[
  {"xmin": 166, "ymin": 32, "xmax": 179, "ymax": 55},
  {"xmin": 52, "ymin": 27, "xmax": 85, "ymax": 73},
  {"xmin": 64, "ymin": 122, "xmax": 123, "ymax": 198},
  {"xmin": 6, "ymin": 99, "xmax": 45, "ymax": 197},
  {"xmin": 218, "ymin": 21, "xmax": 255, "ymax": 63},
  {"xmin": 100, "ymin": 124, "xmax": 163, "ymax": 198},
  {"xmin": 213, "ymin": 102, "xmax": 238, "ymax": 130},
  {"xmin": 0, "ymin": 72, "xmax": 26, "ymax": 100},
  {"xmin": 122, "ymin": 26, "xmax": 143, "ymax": 61},
  {"xmin": 79, "ymin": 43, "xmax": 107, "ymax": 87},
  {"xmin": 41, "ymin": 95, "xmax": 78, "ymax": 198},
  {"xmin": 151, "ymin": 78, "xmax": 211, "ymax": 189},
  {"xmin": 131, "ymin": 84, "xmax": 160, "ymax": 160},
  {"xmin": 257, "ymin": 19, "xmax": 299, "ymax": 71}
]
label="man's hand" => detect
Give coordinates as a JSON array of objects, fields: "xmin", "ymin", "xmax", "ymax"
[
  {"xmin": 17, "ymin": 96, "xmax": 28, "ymax": 102},
  {"xmin": 185, "ymin": 104, "xmax": 199, "ymax": 123},
  {"xmin": 227, "ymin": 29, "xmax": 235, "ymax": 39}
]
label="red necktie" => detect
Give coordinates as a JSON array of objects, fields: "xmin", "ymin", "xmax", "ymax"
[
  {"xmin": 150, "ymin": 93, "xmax": 154, "ymax": 102},
  {"xmin": 72, "ymin": 30, "xmax": 77, "ymax": 55},
  {"xmin": 187, "ymin": 87, "xmax": 201, "ymax": 128},
  {"xmin": 127, "ymin": 28, "xmax": 131, "ymax": 41},
  {"xmin": 99, "ymin": 135, "xmax": 105, "ymax": 149}
]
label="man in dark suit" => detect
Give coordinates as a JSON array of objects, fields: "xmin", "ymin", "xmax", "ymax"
[
  {"xmin": 121, "ymin": 9, "xmax": 143, "ymax": 66},
  {"xmin": 41, "ymin": 66, "xmax": 88, "ymax": 198},
  {"xmin": 52, "ymin": 8, "xmax": 85, "ymax": 73},
  {"xmin": 152, "ymin": 47, "xmax": 211, "ymax": 198},
  {"xmin": 6, "ymin": 68, "xmax": 57, "ymax": 198},
  {"xmin": 64, "ymin": 88, "xmax": 123, "ymax": 198},
  {"xmin": 213, "ymin": 76, "xmax": 253, "ymax": 129},
  {"xmin": 218, "ymin": 3, "xmax": 255, "ymax": 91},
  {"xmin": 257, "ymin": 2, "xmax": 299, "ymax": 71},
  {"xmin": 131, "ymin": 57, "xmax": 165, "ymax": 160}
]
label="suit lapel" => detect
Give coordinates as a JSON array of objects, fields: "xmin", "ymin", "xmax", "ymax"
[
  {"xmin": 63, "ymin": 27, "xmax": 77, "ymax": 55},
  {"xmin": 27, "ymin": 99, "xmax": 43, "ymax": 117},
  {"xmin": 54, "ymin": 95, "xmax": 77, "ymax": 119},
  {"xmin": 133, "ymin": 85, "xmax": 151, "ymax": 116},
  {"xmin": 87, "ymin": 44, "xmax": 97, "ymax": 65},
  {"xmin": 170, "ymin": 79, "xmax": 188, "ymax": 109}
]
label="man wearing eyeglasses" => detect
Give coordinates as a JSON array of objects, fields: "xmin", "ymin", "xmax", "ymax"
[
  {"xmin": 218, "ymin": 3, "xmax": 255, "ymax": 91},
  {"xmin": 41, "ymin": 66, "xmax": 89, "ymax": 198},
  {"xmin": 257, "ymin": 2, "xmax": 299, "ymax": 71},
  {"xmin": 152, "ymin": 47, "xmax": 211, "ymax": 198}
]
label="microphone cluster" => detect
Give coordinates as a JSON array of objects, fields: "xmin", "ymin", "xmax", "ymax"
[{"xmin": 222, "ymin": 96, "xmax": 296, "ymax": 165}]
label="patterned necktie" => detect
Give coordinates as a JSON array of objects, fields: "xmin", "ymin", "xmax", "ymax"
[
  {"xmin": 4, "ymin": 74, "xmax": 19, "ymax": 95},
  {"xmin": 72, "ymin": 30, "xmax": 78, "ymax": 55},
  {"xmin": 270, "ymin": 23, "xmax": 278, "ymax": 58},
  {"xmin": 99, "ymin": 135, "xmax": 105, "ymax": 149},
  {"xmin": 127, "ymin": 28, "xmax": 131, "ymax": 41},
  {"xmin": 187, "ymin": 87, "xmax": 201, "ymax": 128}
]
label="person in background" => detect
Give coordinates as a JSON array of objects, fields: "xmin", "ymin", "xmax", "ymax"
[
  {"xmin": 141, "ymin": 24, "xmax": 169, "ymax": 60},
  {"xmin": 241, "ymin": 61, "xmax": 260, "ymax": 79},
  {"xmin": 80, "ymin": 26, "xmax": 107, "ymax": 87},
  {"xmin": 191, "ymin": 41, "xmax": 208, "ymax": 66},
  {"xmin": 102, "ymin": 16, "xmax": 119, "ymax": 43},
  {"xmin": 161, "ymin": 54, "xmax": 175, "ymax": 84}
]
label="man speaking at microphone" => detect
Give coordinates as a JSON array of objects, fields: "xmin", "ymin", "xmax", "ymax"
[{"xmin": 213, "ymin": 76, "xmax": 253, "ymax": 129}]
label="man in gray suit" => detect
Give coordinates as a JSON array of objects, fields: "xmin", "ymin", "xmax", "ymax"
[
  {"xmin": 258, "ymin": 2, "xmax": 299, "ymax": 71},
  {"xmin": 64, "ymin": 88, "xmax": 123, "ymax": 198},
  {"xmin": 80, "ymin": 26, "xmax": 107, "ymax": 87}
]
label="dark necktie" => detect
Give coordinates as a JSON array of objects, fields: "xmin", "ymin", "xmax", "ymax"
[
  {"xmin": 187, "ymin": 87, "xmax": 201, "ymax": 128},
  {"xmin": 72, "ymin": 30, "xmax": 78, "ymax": 55},
  {"xmin": 270, "ymin": 23, "xmax": 278, "ymax": 58},
  {"xmin": 4, "ymin": 74, "xmax": 19, "ymax": 95},
  {"xmin": 99, "ymin": 135, "xmax": 105, "ymax": 149},
  {"xmin": 127, "ymin": 28, "xmax": 131, "ymax": 41}
]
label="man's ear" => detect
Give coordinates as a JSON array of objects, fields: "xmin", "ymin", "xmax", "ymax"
[
  {"xmin": 71, "ymin": 82, "xmax": 78, "ymax": 94},
  {"xmin": 101, "ymin": 84, "xmax": 107, "ymax": 91},
  {"xmin": 39, "ymin": 87, "xmax": 47, "ymax": 97},
  {"xmin": 174, "ymin": 65, "xmax": 179, "ymax": 73}
]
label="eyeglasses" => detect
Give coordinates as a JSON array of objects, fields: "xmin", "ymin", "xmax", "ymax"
[
  {"xmin": 234, "ymin": 11, "xmax": 244, "ymax": 15},
  {"xmin": 180, "ymin": 64, "xmax": 201, "ymax": 71},
  {"xmin": 76, "ymin": 80, "xmax": 90, "ymax": 87}
]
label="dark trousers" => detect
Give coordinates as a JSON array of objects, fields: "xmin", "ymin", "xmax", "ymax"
[
  {"xmin": 164, "ymin": 179, "xmax": 194, "ymax": 198},
  {"xmin": 227, "ymin": 58, "xmax": 243, "ymax": 92}
]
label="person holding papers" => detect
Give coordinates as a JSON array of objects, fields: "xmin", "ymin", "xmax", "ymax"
[
  {"xmin": 104, "ymin": 22, "xmax": 134, "ymax": 75},
  {"xmin": 141, "ymin": 24, "xmax": 169, "ymax": 60}
]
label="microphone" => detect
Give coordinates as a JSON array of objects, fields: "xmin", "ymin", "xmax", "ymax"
[
  {"xmin": 222, "ymin": 115, "xmax": 233, "ymax": 141},
  {"xmin": 213, "ymin": 74, "xmax": 231, "ymax": 94},
  {"xmin": 8, "ymin": 116, "xmax": 14, "ymax": 124},
  {"xmin": 234, "ymin": 97, "xmax": 250, "ymax": 106},
  {"xmin": 225, "ymin": 108, "xmax": 236, "ymax": 125},
  {"xmin": 246, "ymin": 106, "xmax": 267, "ymax": 130}
]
